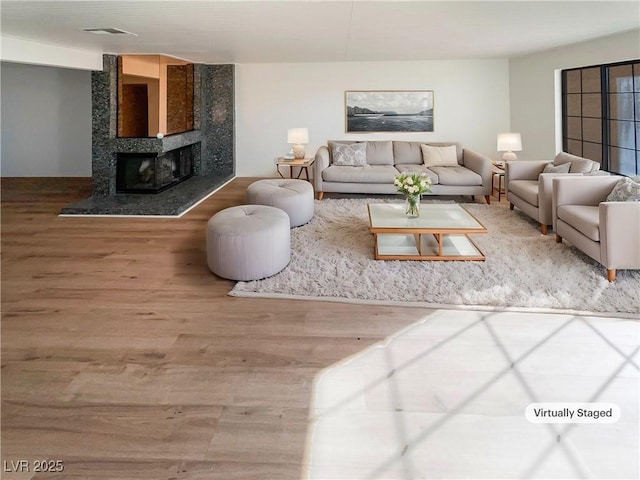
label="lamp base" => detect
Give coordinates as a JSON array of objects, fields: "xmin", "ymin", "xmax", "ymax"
[
  {"xmin": 502, "ymin": 151, "xmax": 518, "ymax": 161},
  {"xmin": 293, "ymin": 144, "xmax": 305, "ymax": 159}
]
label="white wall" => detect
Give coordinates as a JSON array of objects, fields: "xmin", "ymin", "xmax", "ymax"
[
  {"xmin": 235, "ymin": 59, "xmax": 510, "ymax": 176},
  {"xmin": 509, "ymin": 29, "xmax": 640, "ymax": 161},
  {"xmin": 1, "ymin": 61, "xmax": 92, "ymax": 176}
]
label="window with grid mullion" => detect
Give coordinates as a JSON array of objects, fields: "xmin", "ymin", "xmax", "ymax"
[
  {"xmin": 606, "ymin": 61, "xmax": 639, "ymax": 175},
  {"xmin": 563, "ymin": 60, "xmax": 640, "ymax": 175}
]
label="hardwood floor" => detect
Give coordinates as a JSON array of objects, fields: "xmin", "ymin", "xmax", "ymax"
[{"xmin": 1, "ymin": 177, "xmax": 438, "ymax": 480}]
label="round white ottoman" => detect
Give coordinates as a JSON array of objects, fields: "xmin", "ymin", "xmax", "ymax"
[
  {"xmin": 246, "ymin": 179, "xmax": 314, "ymax": 227},
  {"xmin": 206, "ymin": 205, "xmax": 290, "ymax": 281}
]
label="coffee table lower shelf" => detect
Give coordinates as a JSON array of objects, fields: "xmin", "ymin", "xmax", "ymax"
[{"xmin": 374, "ymin": 233, "xmax": 485, "ymax": 261}]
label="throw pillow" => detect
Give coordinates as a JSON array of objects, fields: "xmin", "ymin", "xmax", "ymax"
[
  {"xmin": 553, "ymin": 151, "xmax": 598, "ymax": 173},
  {"xmin": 542, "ymin": 162, "xmax": 571, "ymax": 174},
  {"xmin": 421, "ymin": 144, "xmax": 458, "ymax": 167},
  {"xmin": 605, "ymin": 177, "xmax": 640, "ymax": 202},
  {"xmin": 331, "ymin": 143, "xmax": 367, "ymax": 167}
]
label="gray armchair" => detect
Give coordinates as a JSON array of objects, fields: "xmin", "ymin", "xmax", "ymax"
[
  {"xmin": 552, "ymin": 176, "xmax": 640, "ymax": 282},
  {"xmin": 506, "ymin": 152, "xmax": 600, "ymax": 234}
]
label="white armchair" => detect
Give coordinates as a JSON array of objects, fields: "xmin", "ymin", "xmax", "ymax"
[{"xmin": 552, "ymin": 176, "xmax": 640, "ymax": 282}]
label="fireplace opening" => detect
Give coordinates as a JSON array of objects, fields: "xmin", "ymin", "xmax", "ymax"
[{"xmin": 116, "ymin": 145, "xmax": 194, "ymax": 194}]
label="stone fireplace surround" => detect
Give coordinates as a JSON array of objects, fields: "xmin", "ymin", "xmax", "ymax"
[{"xmin": 61, "ymin": 55, "xmax": 234, "ymax": 216}]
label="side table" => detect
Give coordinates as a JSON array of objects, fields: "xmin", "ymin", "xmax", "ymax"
[
  {"xmin": 491, "ymin": 162, "xmax": 506, "ymax": 201},
  {"xmin": 276, "ymin": 157, "xmax": 315, "ymax": 182}
]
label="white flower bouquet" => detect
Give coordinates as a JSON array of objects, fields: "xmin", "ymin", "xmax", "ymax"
[
  {"xmin": 393, "ymin": 172, "xmax": 432, "ymax": 197},
  {"xmin": 394, "ymin": 172, "xmax": 432, "ymax": 217}
]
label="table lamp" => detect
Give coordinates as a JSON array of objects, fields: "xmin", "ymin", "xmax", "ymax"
[
  {"xmin": 497, "ymin": 133, "xmax": 522, "ymax": 161},
  {"xmin": 287, "ymin": 128, "xmax": 309, "ymax": 159}
]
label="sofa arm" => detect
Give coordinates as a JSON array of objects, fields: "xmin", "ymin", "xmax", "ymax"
[
  {"xmin": 314, "ymin": 146, "xmax": 330, "ymax": 193},
  {"xmin": 538, "ymin": 173, "xmax": 583, "ymax": 226},
  {"xmin": 600, "ymin": 201, "xmax": 640, "ymax": 269},
  {"xmin": 505, "ymin": 160, "xmax": 549, "ymax": 187},
  {"xmin": 462, "ymin": 148, "xmax": 492, "ymax": 194}
]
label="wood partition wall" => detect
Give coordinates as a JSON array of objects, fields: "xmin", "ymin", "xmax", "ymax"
[{"xmin": 117, "ymin": 55, "xmax": 194, "ymax": 138}]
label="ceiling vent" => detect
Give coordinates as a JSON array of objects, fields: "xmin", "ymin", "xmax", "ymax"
[{"xmin": 81, "ymin": 28, "xmax": 137, "ymax": 36}]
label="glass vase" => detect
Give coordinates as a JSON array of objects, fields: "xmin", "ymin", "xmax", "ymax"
[{"xmin": 405, "ymin": 194, "xmax": 420, "ymax": 218}]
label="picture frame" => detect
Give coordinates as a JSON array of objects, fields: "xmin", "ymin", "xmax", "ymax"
[{"xmin": 345, "ymin": 90, "xmax": 434, "ymax": 133}]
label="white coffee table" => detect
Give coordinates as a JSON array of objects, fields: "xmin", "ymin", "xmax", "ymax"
[{"xmin": 367, "ymin": 203, "xmax": 487, "ymax": 261}]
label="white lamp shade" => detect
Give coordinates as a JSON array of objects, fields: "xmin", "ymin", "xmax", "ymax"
[
  {"xmin": 287, "ymin": 128, "xmax": 309, "ymax": 144},
  {"xmin": 497, "ymin": 132, "xmax": 522, "ymax": 152}
]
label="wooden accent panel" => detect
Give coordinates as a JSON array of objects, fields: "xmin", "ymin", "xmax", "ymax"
[
  {"xmin": 118, "ymin": 75, "xmax": 160, "ymax": 138},
  {"xmin": 166, "ymin": 64, "xmax": 194, "ymax": 135},
  {"xmin": 119, "ymin": 84, "xmax": 149, "ymax": 137},
  {"xmin": 118, "ymin": 55, "xmax": 194, "ymax": 138},
  {"xmin": 120, "ymin": 55, "xmax": 160, "ymax": 78}
]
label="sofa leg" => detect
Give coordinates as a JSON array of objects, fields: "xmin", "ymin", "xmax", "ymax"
[
  {"xmin": 484, "ymin": 195, "xmax": 490, "ymax": 205},
  {"xmin": 540, "ymin": 224, "xmax": 548, "ymax": 235},
  {"xmin": 607, "ymin": 269, "xmax": 616, "ymax": 282},
  {"xmin": 509, "ymin": 202, "xmax": 514, "ymax": 210},
  {"xmin": 317, "ymin": 191, "xmax": 324, "ymax": 200},
  {"xmin": 555, "ymin": 234, "xmax": 562, "ymax": 243}
]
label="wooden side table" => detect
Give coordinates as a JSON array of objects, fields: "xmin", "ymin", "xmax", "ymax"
[
  {"xmin": 276, "ymin": 157, "xmax": 315, "ymax": 182},
  {"xmin": 491, "ymin": 163, "xmax": 506, "ymax": 201}
]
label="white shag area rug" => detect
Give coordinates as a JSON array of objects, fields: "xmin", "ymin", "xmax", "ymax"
[{"xmin": 229, "ymin": 198, "xmax": 640, "ymax": 316}]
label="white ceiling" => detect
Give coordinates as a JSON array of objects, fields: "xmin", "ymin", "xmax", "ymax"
[{"xmin": 1, "ymin": 1, "xmax": 639, "ymax": 64}]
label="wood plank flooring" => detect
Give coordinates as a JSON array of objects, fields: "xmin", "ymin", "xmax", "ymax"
[{"xmin": 1, "ymin": 177, "xmax": 439, "ymax": 480}]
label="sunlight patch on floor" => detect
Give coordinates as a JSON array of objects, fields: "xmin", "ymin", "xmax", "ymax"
[{"xmin": 303, "ymin": 310, "xmax": 640, "ymax": 479}]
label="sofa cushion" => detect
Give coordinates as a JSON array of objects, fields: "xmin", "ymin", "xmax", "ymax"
[
  {"xmin": 424, "ymin": 142, "xmax": 463, "ymax": 164},
  {"xmin": 557, "ymin": 205, "xmax": 600, "ymax": 242},
  {"xmin": 395, "ymin": 164, "xmax": 439, "ymax": 184},
  {"xmin": 393, "ymin": 141, "xmax": 423, "ymax": 165},
  {"xmin": 553, "ymin": 151, "xmax": 599, "ymax": 173},
  {"xmin": 322, "ymin": 165, "xmax": 399, "ymax": 184},
  {"xmin": 366, "ymin": 141, "xmax": 395, "ymax": 165},
  {"xmin": 508, "ymin": 180, "xmax": 539, "ymax": 206},
  {"xmin": 331, "ymin": 143, "xmax": 367, "ymax": 166},
  {"xmin": 429, "ymin": 166, "xmax": 481, "ymax": 186},
  {"xmin": 421, "ymin": 144, "xmax": 458, "ymax": 168},
  {"xmin": 542, "ymin": 162, "xmax": 571, "ymax": 174},
  {"xmin": 606, "ymin": 176, "xmax": 640, "ymax": 202}
]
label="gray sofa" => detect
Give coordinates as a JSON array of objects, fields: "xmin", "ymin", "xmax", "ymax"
[{"xmin": 313, "ymin": 140, "xmax": 493, "ymax": 203}]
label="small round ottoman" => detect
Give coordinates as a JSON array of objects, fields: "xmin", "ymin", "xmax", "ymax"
[
  {"xmin": 246, "ymin": 179, "xmax": 314, "ymax": 227},
  {"xmin": 206, "ymin": 205, "xmax": 290, "ymax": 281}
]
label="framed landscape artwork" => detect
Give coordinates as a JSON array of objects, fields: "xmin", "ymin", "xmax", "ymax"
[{"xmin": 345, "ymin": 90, "xmax": 434, "ymax": 133}]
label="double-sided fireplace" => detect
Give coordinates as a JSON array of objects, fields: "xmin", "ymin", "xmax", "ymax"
[
  {"xmin": 60, "ymin": 57, "xmax": 234, "ymax": 216},
  {"xmin": 116, "ymin": 144, "xmax": 194, "ymax": 194}
]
